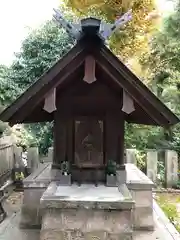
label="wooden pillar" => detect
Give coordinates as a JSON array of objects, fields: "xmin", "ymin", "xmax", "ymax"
[
  {"xmin": 105, "ymin": 112, "xmax": 125, "ymax": 167},
  {"xmin": 117, "ymin": 112, "xmax": 125, "ymax": 167},
  {"xmin": 52, "ymin": 112, "xmax": 67, "ymax": 169}
]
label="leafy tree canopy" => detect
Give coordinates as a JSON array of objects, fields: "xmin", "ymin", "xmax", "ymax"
[
  {"xmin": 1, "ymin": 21, "xmax": 74, "ymax": 154},
  {"xmin": 8, "ymin": 21, "xmax": 74, "ymax": 91},
  {"xmin": 138, "ymin": 0, "xmax": 180, "ymax": 152}
]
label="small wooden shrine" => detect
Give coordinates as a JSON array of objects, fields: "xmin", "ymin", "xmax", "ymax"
[{"xmin": 0, "ymin": 18, "xmax": 179, "ymax": 185}]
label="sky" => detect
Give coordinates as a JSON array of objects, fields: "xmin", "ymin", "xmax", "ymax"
[
  {"xmin": 0, "ymin": 0, "xmax": 59, "ymax": 65},
  {"xmin": 0, "ymin": 0, "xmax": 175, "ymax": 66}
]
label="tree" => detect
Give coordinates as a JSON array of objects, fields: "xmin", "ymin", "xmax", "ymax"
[
  {"xmin": 139, "ymin": 0, "xmax": 180, "ymax": 152},
  {"xmin": 1, "ymin": 20, "xmax": 74, "ymax": 154},
  {"xmin": 65, "ymin": 0, "xmax": 160, "ymax": 60},
  {"xmin": 8, "ymin": 21, "xmax": 74, "ymax": 91}
]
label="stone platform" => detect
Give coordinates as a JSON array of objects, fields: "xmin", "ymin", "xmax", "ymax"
[
  {"xmin": 20, "ymin": 163, "xmax": 154, "ymax": 232},
  {"xmin": 40, "ymin": 182, "xmax": 134, "ymax": 240},
  {"xmin": 0, "ymin": 192, "xmax": 179, "ymax": 240}
]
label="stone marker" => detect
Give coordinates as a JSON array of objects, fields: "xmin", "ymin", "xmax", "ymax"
[
  {"xmin": 47, "ymin": 147, "xmax": 53, "ymax": 162},
  {"xmin": 14, "ymin": 146, "xmax": 23, "ymax": 168},
  {"xmin": 126, "ymin": 149, "xmax": 137, "ymax": 165},
  {"xmin": 165, "ymin": 150, "xmax": 178, "ymax": 188},
  {"xmin": 27, "ymin": 147, "xmax": 39, "ymax": 174},
  {"xmin": 147, "ymin": 150, "xmax": 158, "ymax": 184}
]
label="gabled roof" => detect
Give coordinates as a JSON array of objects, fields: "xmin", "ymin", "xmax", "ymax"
[{"xmin": 0, "ymin": 18, "xmax": 179, "ymax": 127}]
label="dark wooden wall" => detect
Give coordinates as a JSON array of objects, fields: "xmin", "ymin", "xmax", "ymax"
[{"xmin": 53, "ymin": 78, "xmax": 125, "ymax": 182}]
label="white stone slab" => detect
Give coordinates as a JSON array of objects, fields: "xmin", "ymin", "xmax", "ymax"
[
  {"xmin": 126, "ymin": 164, "xmax": 154, "ymax": 189},
  {"xmin": 55, "ymin": 184, "xmax": 125, "ymax": 202}
]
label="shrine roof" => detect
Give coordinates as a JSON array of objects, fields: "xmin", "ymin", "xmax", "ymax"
[{"xmin": 0, "ymin": 18, "xmax": 179, "ymax": 127}]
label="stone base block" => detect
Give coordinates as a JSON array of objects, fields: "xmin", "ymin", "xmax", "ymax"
[
  {"xmin": 126, "ymin": 164, "xmax": 154, "ymax": 231},
  {"xmin": 133, "ymin": 206, "xmax": 154, "ymax": 230},
  {"xmin": 41, "ymin": 209, "xmax": 133, "ymax": 240},
  {"xmin": 51, "ymin": 169, "xmax": 71, "ymax": 185},
  {"xmin": 106, "ymin": 175, "xmax": 117, "ymax": 187},
  {"xmin": 40, "ymin": 182, "xmax": 134, "ymax": 240},
  {"xmin": 20, "ymin": 188, "xmax": 45, "ymax": 228},
  {"xmin": 40, "ymin": 229, "xmax": 133, "ymax": 240},
  {"xmin": 20, "ymin": 163, "xmax": 54, "ymax": 229}
]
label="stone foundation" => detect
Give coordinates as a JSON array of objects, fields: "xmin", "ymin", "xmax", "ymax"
[
  {"xmin": 41, "ymin": 209, "xmax": 133, "ymax": 240},
  {"xmin": 20, "ymin": 163, "xmax": 154, "ymax": 232},
  {"xmin": 20, "ymin": 164, "xmax": 51, "ymax": 228},
  {"xmin": 125, "ymin": 164, "xmax": 154, "ymax": 230},
  {"xmin": 20, "ymin": 188, "xmax": 45, "ymax": 228},
  {"xmin": 40, "ymin": 182, "xmax": 134, "ymax": 240}
]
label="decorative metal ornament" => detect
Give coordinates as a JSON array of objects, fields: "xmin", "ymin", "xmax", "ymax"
[
  {"xmin": 100, "ymin": 9, "xmax": 132, "ymax": 40},
  {"xmin": 53, "ymin": 8, "xmax": 132, "ymax": 42}
]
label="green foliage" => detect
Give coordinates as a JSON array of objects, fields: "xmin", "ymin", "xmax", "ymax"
[
  {"xmin": 25, "ymin": 122, "xmax": 53, "ymax": 155},
  {"xmin": 15, "ymin": 172, "xmax": 24, "ymax": 181},
  {"xmin": 135, "ymin": 150, "xmax": 146, "ymax": 172},
  {"xmin": 157, "ymin": 160, "xmax": 165, "ymax": 186},
  {"xmin": 65, "ymin": 0, "xmax": 159, "ymax": 60},
  {"xmin": 157, "ymin": 195, "xmax": 180, "ymax": 232},
  {"xmin": 172, "ymin": 179, "xmax": 180, "ymax": 189},
  {"xmin": 137, "ymin": 0, "xmax": 180, "ymax": 154},
  {"xmin": 8, "ymin": 21, "xmax": 74, "ymax": 91},
  {"xmin": 106, "ymin": 160, "xmax": 117, "ymax": 175},
  {"xmin": 0, "ymin": 21, "xmax": 74, "ymax": 153}
]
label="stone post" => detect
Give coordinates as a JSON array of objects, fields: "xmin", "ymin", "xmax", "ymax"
[
  {"xmin": 14, "ymin": 146, "xmax": 23, "ymax": 168},
  {"xmin": 165, "ymin": 150, "xmax": 178, "ymax": 188},
  {"xmin": 126, "ymin": 149, "xmax": 137, "ymax": 165},
  {"xmin": 27, "ymin": 147, "xmax": 39, "ymax": 174},
  {"xmin": 47, "ymin": 147, "xmax": 53, "ymax": 162},
  {"xmin": 146, "ymin": 150, "xmax": 158, "ymax": 184}
]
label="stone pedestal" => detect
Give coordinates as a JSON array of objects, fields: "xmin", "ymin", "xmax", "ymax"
[
  {"xmin": 106, "ymin": 174, "xmax": 117, "ymax": 187},
  {"xmin": 126, "ymin": 164, "xmax": 155, "ymax": 230},
  {"xmin": 20, "ymin": 163, "xmax": 155, "ymax": 233},
  {"xmin": 51, "ymin": 169, "xmax": 71, "ymax": 185},
  {"xmin": 27, "ymin": 147, "xmax": 39, "ymax": 174},
  {"xmin": 20, "ymin": 163, "xmax": 51, "ymax": 229},
  {"xmin": 147, "ymin": 150, "xmax": 158, "ymax": 184},
  {"xmin": 165, "ymin": 150, "xmax": 178, "ymax": 188},
  {"xmin": 126, "ymin": 149, "xmax": 137, "ymax": 165},
  {"xmin": 40, "ymin": 182, "xmax": 134, "ymax": 240}
]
